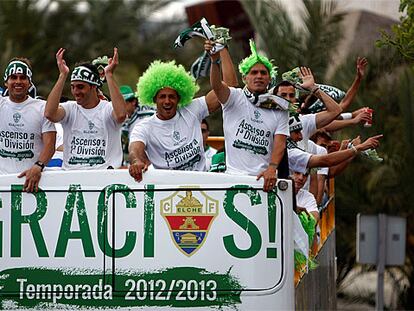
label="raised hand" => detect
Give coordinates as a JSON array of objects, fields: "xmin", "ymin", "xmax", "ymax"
[
  {"xmin": 56, "ymin": 48, "xmax": 69, "ymax": 75},
  {"xmin": 339, "ymin": 139, "xmax": 350, "ymax": 150},
  {"xmin": 299, "ymin": 67, "xmax": 316, "ymax": 90},
  {"xmin": 356, "ymin": 57, "xmax": 368, "ymax": 79},
  {"xmin": 354, "ymin": 110, "xmax": 372, "ymax": 124},
  {"xmin": 105, "ymin": 47, "xmax": 119, "ymax": 76},
  {"xmin": 358, "ymin": 134, "xmax": 383, "ymax": 151},
  {"xmin": 204, "ymin": 39, "xmax": 220, "ymax": 59}
]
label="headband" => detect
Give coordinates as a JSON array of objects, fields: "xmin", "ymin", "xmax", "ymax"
[
  {"xmin": 71, "ymin": 66, "xmax": 102, "ymax": 87},
  {"xmin": 4, "ymin": 61, "xmax": 33, "ymax": 82}
]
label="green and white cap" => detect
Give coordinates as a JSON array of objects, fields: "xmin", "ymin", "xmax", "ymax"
[{"xmin": 120, "ymin": 85, "xmax": 136, "ymax": 101}]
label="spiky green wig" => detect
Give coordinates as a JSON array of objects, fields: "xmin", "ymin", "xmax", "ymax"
[
  {"xmin": 238, "ymin": 39, "xmax": 278, "ymax": 79},
  {"xmin": 136, "ymin": 60, "xmax": 199, "ymax": 108}
]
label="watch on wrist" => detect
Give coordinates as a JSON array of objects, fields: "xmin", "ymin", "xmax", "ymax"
[{"xmin": 34, "ymin": 161, "xmax": 45, "ymax": 171}]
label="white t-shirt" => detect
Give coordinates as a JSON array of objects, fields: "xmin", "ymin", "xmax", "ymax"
[
  {"xmin": 0, "ymin": 97, "xmax": 56, "ymax": 174},
  {"xmin": 121, "ymin": 105, "xmax": 155, "ymax": 166},
  {"xmin": 60, "ymin": 100, "xmax": 122, "ymax": 170},
  {"xmin": 288, "ymin": 147, "xmax": 311, "ymax": 175},
  {"xmin": 296, "ymin": 188, "xmax": 318, "ymax": 214},
  {"xmin": 315, "ymin": 144, "xmax": 329, "ymax": 176},
  {"xmin": 297, "ymin": 114, "xmax": 317, "ymax": 151},
  {"xmin": 302, "ymin": 140, "xmax": 329, "ymax": 175},
  {"xmin": 204, "ymin": 145, "xmax": 217, "ymax": 171},
  {"xmin": 301, "ymin": 140, "xmax": 328, "ymax": 190},
  {"xmin": 288, "ymin": 141, "xmax": 329, "ymax": 181},
  {"xmin": 222, "ymin": 87, "xmax": 289, "ymax": 175},
  {"xmin": 130, "ymin": 97, "xmax": 208, "ymax": 171}
]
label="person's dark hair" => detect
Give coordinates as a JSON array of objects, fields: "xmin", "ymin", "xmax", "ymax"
[
  {"xmin": 310, "ymin": 130, "xmax": 332, "ymax": 143},
  {"xmin": 9, "ymin": 57, "xmax": 33, "ymax": 70},
  {"xmin": 202, "ymin": 119, "xmax": 209, "ymax": 131},
  {"xmin": 273, "ymin": 80, "xmax": 294, "ymax": 95},
  {"xmin": 298, "ymin": 93, "xmax": 318, "ymax": 114}
]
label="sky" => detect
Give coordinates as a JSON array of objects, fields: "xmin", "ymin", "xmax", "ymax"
[{"xmin": 152, "ymin": 0, "xmax": 401, "ymax": 22}]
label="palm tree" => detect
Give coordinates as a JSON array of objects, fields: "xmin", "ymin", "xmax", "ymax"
[
  {"xmin": 0, "ymin": 0, "xmax": 189, "ymax": 96},
  {"xmin": 240, "ymin": 0, "xmax": 344, "ymax": 80}
]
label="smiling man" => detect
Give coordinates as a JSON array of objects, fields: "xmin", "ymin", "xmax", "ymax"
[
  {"xmin": 44, "ymin": 48, "xmax": 126, "ymax": 170},
  {"xmin": 128, "ymin": 47, "xmax": 237, "ymax": 182},
  {"xmin": 206, "ymin": 39, "xmax": 290, "ymax": 192},
  {"xmin": 0, "ymin": 58, "xmax": 56, "ymax": 192}
]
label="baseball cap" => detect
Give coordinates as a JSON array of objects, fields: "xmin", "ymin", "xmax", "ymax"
[{"xmin": 120, "ymin": 85, "xmax": 136, "ymax": 101}]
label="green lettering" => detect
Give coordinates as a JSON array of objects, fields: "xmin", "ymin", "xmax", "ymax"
[
  {"xmin": 55, "ymin": 184, "xmax": 95, "ymax": 257},
  {"xmin": 97, "ymin": 184, "xmax": 136, "ymax": 257},
  {"xmin": 223, "ymin": 185, "xmax": 262, "ymax": 259},
  {"xmin": 267, "ymin": 190, "xmax": 277, "ymax": 259},
  {"xmin": 144, "ymin": 184, "xmax": 155, "ymax": 257},
  {"xmin": 11, "ymin": 185, "xmax": 48, "ymax": 257}
]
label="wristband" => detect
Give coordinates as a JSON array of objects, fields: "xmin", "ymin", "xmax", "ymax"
[
  {"xmin": 269, "ymin": 162, "xmax": 278, "ymax": 168},
  {"xmin": 310, "ymin": 85, "xmax": 319, "ymax": 94},
  {"xmin": 34, "ymin": 161, "xmax": 45, "ymax": 171},
  {"xmin": 340, "ymin": 112, "xmax": 352, "ymax": 120}
]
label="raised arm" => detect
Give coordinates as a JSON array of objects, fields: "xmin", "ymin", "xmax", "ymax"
[
  {"xmin": 339, "ymin": 57, "xmax": 367, "ymax": 111},
  {"xmin": 221, "ymin": 47, "xmax": 238, "ymax": 87},
  {"xmin": 205, "ymin": 40, "xmax": 230, "ymax": 107},
  {"xmin": 204, "ymin": 45, "xmax": 238, "ymax": 114},
  {"xmin": 328, "ymin": 139, "xmax": 354, "ymax": 177},
  {"xmin": 323, "ymin": 107, "xmax": 371, "ymax": 132},
  {"xmin": 105, "ymin": 48, "xmax": 127, "ymax": 124},
  {"xmin": 128, "ymin": 141, "xmax": 151, "ymax": 182},
  {"xmin": 44, "ymin": 48, "xmax": 68, "ymax": 122},
  {"xmin": 308, "ymin": 134, "xmax": 382, "ymax": 168},
  {"xmin": 299, "ymin": 67, "xmax": 342, "ymax": 129}
]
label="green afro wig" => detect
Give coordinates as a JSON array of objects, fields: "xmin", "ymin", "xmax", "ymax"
[
  {"xmin": 136, "ymin": 60, "xmax": 199, "ymax": 108},
  {"xmin": 238, "ymin": 39, "xmax": 278, "ymax": 79}
]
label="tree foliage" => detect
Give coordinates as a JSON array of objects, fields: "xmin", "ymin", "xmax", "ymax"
[
  {"xmin": 242, "ymin": 0, "xmax": 413, "ymax": 307},
  {"xmin": 0, "ymin": 0, "xmax": 196, "ymax": 96},
  {"xmin": 377, "ymin": 0, "xmax": 414, "ymax": 62},
  {"xmin": 240, "ymin": 0, "xmax": 344, "ymax": 80}
]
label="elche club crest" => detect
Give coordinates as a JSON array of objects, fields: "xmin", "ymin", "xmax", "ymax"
[
  {"xmin": 254, "ymin": 109, "xmax": 261, "ymax": 120},
  {"xmin": 173, "ymin": 130, "xmax": 180, "ymax": 142},
  {"xmin": 13, "ymin": 112, "xmax": 21, "ymax": 123},
  {"xmin": 160, "ymin": 188, "xmax": 219, "ymax": 257}
]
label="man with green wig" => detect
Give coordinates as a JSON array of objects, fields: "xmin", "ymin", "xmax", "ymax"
[
  {"xmin": 128, "ymin": 48, "xmax": 237, "ymax": 182},
  {"xmin": 205, "ymin": 39, "xmax": 290, "ymax": 192},
  {"xmin": 0, "ymin": 57, "xmax": 56, "ymax": 192}
]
